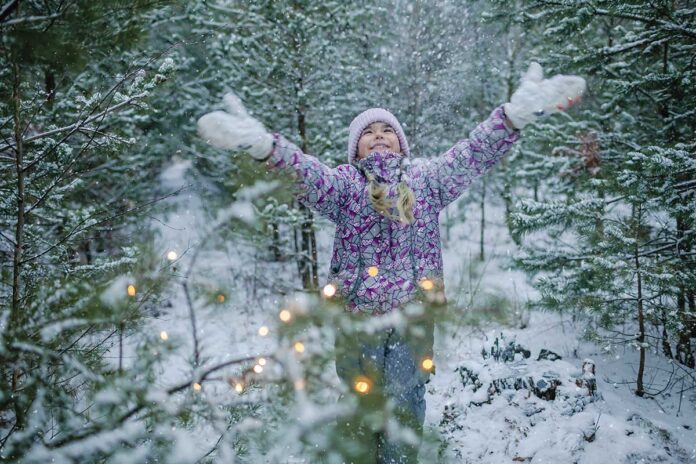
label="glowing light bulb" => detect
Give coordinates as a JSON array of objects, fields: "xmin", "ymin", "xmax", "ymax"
[
  {"xmin": 420, "ymin": 279, "xmax": 434, "ymax": 291},
  {"xmin": 421, "ymin": 358, "xmax": 434, "ymax": 371},
  {"xmin": 353, "ymin": 376, "xmax": 372, "ymax": 394},
  {"xmin": 258, "ymin": 357, "xmax": 266, "ymax": 366},
  {"xmin": 127, "ymin": 284, "xmax": 136, "ymax": 297},
  {"xmin": 167, "ymin": 251, "xmax": 178, "ymax": 261},
  {"xmin": 253, "ymin": 364, "xmax": 263, "ymax": 374},
  {"xmin": 367, "ymin": 266, "xmax": 379, "ymax": 277},
  {"xmin": 294, "ymin": 379, "xmax": 306, "ymax": 390},
  {"xmin": 322, "ymin": 283, "xmax": 337, "ymax": 298},
  {"xmin": 294, "ymin": 342, "xmax": 305, "ymax": 353},
  {"xmin": 160, "ymin": 330, "xmax": 169, "ymax": 341},
  {"xmin": 192, "ymin": 382, "xmax": 202, "ymax": 391},
  {"xmin": 216, "ymin": 293, "xmax": 225, "ymax": 303},
  {"xmin": 279, "ymin": 309, "xmax": 292, "ymax": 322},
  {"xmin": 258, "ymin": 325, "xmax": 269, "ymax": 336},
  {"xmin": 234, "ymin": 382, "xmax": 244, "ymax": 393}
]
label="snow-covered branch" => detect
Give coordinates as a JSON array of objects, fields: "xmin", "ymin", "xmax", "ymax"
[
  {"xmin": 1, "ymin": 12, "xmax": 62, "ymax": 26},
  {"xmin": 43, "ymin": 354, "xmax": 264, "ymax": 450},
  {"xmin": 0, "ymin": 0, "xmax": 18, "ymax": 22},
  {"xmin": 20, "ymin": 186, "xmax": 186, "ymax": 265},
  {"xmin": 0, "ymin": 92, "xmax": 148, "ymax": 154}
]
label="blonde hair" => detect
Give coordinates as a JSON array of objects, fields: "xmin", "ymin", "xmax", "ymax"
[{"xmin": 365, "ymin": 171, "xmax": 415, "ymax": 225}]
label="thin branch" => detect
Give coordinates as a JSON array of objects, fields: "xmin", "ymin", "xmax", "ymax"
[
  {"xmin": 20, "ymin": 185, "xmax": 187, "ymax": 265},
  {"xmin": 0, "ymin": 0, "xmax": 19, "ymax": 22},
  {"xmin": 0, "ymin": 92, "xmax": 148, "ymax": 154},
  {"xmin": 1, "ymin": 13, "xmax": 62, "ymax": 26},
  {"xmin": 43, "ymin": 354, "xmax": 263, "ymax": 449},
  {"xmin": 25, "ymin": 106, "xmax": 105, "ymax": 215},
  {"xmin": 0, "ymin": 230, "xmax": 16, "ymax": 246}
]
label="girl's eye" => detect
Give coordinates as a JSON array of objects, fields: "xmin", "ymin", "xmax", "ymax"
[{"xmin": 384, "ymin": 128, "xmax": 393, "ymax": 132}]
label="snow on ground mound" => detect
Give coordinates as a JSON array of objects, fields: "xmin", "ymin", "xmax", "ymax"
[{"xmin": 424, "ymin": 316, "xmax": 696, "ymax": 463}]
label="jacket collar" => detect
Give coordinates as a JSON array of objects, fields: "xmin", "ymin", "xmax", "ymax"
[{"xmin": 354, "ymin": 151, "xmax": 406, "ymax": 184}]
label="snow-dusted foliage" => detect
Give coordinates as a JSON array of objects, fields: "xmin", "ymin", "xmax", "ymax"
[
  {"xmin": 2, "ymin": 0, "xmax": 694, "ymax": 462},
  {"xmin": 0, "ymin": 1, "xmax": 179, "ymax": 461},
  {"xmin": 505, "ymin": 0, "xmax": 696, "ymax": 396}
]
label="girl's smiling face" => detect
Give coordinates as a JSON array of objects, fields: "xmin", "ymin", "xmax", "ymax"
[{"xmin": 356, "ymin": 122, "xmax": 402, "ymax": 160}]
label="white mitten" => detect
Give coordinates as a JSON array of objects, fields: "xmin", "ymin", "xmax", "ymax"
[
  {"xmin": 197, "ymin": 93, "xmax": 274, "ymax": 160},
  {"xmin": 504, "ymin": 62, "xmax": 586, "ymax": 130}
]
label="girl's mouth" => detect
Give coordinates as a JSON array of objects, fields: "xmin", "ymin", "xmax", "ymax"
[{"xmin": 371, "ymin": 143, "xmax": 390, "ymax": 150}]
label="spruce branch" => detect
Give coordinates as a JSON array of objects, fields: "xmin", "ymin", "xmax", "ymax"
[
  {"xmin": 0, "ymin": 91, "xmax": 148, "ymax": 155},
  {"xmin": 19, "ymin": 185, "xmax": 187, "ymax": 265},
  {"xmin": 43, "ymin": 354, "xmax": 264, "ymax": 449}
]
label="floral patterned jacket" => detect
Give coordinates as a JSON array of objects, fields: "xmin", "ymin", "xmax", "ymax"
[{"xmin": 266, "ymin": 105, "xmax": 520, "ymax": 314}]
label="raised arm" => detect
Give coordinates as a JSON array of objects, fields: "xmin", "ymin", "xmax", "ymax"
[
  {"xmin": 197, "ymin": 93, "xmax": 350, "ymax": 224},
  {"xmin": 264, "ymin": 133, "xmax": 351, "ymax": 224},
  {"xmin": 421, "ymin": 62, "xmax": 586, "ymax": 211},
  {"xmin": 422, "ymin": 105, "xmax": 520, "ymax": 211}
]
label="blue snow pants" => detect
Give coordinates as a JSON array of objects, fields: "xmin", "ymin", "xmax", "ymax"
[{"xmin": 334, "ymin": 316, "xmax": 434, "ymax": 464}]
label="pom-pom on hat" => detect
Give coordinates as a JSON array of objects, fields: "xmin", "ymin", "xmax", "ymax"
[{"xmin": 347, "ymin": 108, "xmax": 410, "ymax": 163}]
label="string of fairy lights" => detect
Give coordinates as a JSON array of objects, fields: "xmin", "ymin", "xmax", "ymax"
[{"xmin": 126, "ymin": 251, "xmax": 436, "ymax": 397}]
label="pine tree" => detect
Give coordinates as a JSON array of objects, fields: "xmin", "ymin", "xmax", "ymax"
[
  {"xmin": 0, "ymin": 1, "xmax": 184, "ymax": 459},
  {"xmin": 508, "ymin": 0, "xmax": 695, "ymax": 396}
]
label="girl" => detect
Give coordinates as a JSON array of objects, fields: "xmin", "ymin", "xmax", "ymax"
[{"xmin": 198, "ymin": 62, "xmax": 585, "ymax": 463}]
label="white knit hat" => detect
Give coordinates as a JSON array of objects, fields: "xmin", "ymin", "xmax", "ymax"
[{"xmin": 347, "ymin": 108, "xmax": 410, "ymax": 163}]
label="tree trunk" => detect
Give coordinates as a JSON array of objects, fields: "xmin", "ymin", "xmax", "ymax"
[
  {"xmin": 479, "ymin": 177, "xmax": 485, "ymax": 261},
  {"xmin": 294, "ymin": 71, "xmax": 318, "ymax": 290},
  {"xmin": 45, "ymin": 68, "xmax": 55, "ymax": 107},
  {"xmin": 633, "ymin": 203, "xmax": 646, "ymax": 397},
  {"xmin": 10, "ymin": 59, "xmax": 26, "ymax": 431},
  {"xmin": 661, "ymin": 310, "xmax": 673, "ymax": 359},
  {"xmin": 270, "ymin": 220, "xmax": 282, "ymax": 261},
  {"xmin": 663, "ymin": 35, "xmax": 694, "ymax": 367},
  {"xmin": 11, "ymin": 62, "xmax": 24, "ymax": 334},
  {"xmin": 501, "ymin": 1, "xmax": 521, "ymax": 242},
  {"xmin": 676, "ymin": 215, "xmax": 695, "ymax": 368}
]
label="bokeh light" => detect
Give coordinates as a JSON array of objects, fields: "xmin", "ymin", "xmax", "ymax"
[
  {"xmin": 419, "ymin": 279, "xmax": 434, "ymax": 291},
  {"xmin": 322, "ymin": 283, "xmax": 337, "ymax": 298},
  {"xmin": 353, "ymin": 375, "xmax": 372, "ymax": 394}
]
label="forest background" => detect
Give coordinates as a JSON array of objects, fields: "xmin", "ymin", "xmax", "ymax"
[{"xmin": 1, "ymin": 0, "xmax": 694, "ymax": 462}]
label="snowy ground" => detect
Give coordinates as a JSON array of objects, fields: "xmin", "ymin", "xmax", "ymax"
[
  {"xmin": 423, "ymin": 313, "xmax": 696, "ymax": 463},
  {"xmin": 135, "ymin": 159, "xmax": 695, "ymax": 463}
]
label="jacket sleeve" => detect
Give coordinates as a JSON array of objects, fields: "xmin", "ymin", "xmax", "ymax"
[
  {"xmin": 422, "ymin": 105, "xmax": 520, "ymax": 211},
  {"xmin": 264, "ymin": 133, "xmax": 351, "ymax": 224}
]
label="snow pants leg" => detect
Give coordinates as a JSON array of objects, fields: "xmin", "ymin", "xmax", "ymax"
[{"xmin": 334, "ymin": 317, "xmax": 434, "ymax": 464}]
